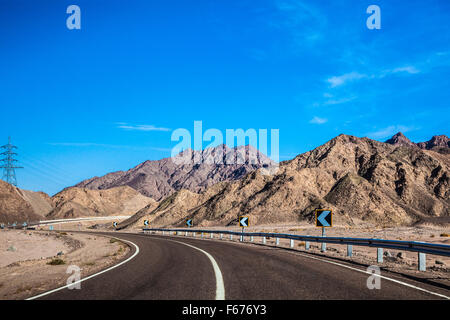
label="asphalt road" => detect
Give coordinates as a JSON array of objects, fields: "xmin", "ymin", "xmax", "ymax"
[{"xmin": 35, "ymin": 232, "xmax": 450, "ymax": 300}]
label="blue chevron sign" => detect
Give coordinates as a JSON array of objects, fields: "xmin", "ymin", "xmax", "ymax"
[
  {"xmin": 186, "ymin": 219, "xmax": 193, "ymax": 227},
  {"xmin": 144, "ymin": 220, "xmax": 149, "ymax": 226},
  {"xmin": 113, "ymin": 222, "xmax": 118, "ymax": 228},
  {"xmin": 239, "ymin": 216, "xmax": 249, "ymax": 227},
  {"xmin": 315, "ymin": 209, "xmax": 332, "ymax": 227}
]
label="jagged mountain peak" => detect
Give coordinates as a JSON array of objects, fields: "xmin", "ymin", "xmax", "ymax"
[
  {"xmin": 385, "ymin": 132, "xmax": 415, "ymax": 147},
  {"xmin": 74, "ymin": 144, "xmax": 274, "ymax": 201}
]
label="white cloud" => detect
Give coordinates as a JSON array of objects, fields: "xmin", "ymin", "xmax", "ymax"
[
  {"xmin": 309, "ymin": 116, "xmax": 328, "ymax": 124},
  {"xmin": 391, "ymin": 66, "xmax": 420, "ymax": 74},
  {"xmin": 327, "ymin": 72, "xmax": 367, "ymax": 87},
  {"xmin": 327, "ymin": 65, "xmax": 421, "ymax": 88},
  {"xmin": 116, "ymin": 123, "xmax": 170, "ymax": 132},
  {"xmin": 324, "ymin": 96, "xmax": 357, "ymax": 105},
  {"xmin": 48, "ymin": 142, "xmax": 171, "ymax": 151},
  {"xmin": 366, "ymin": 125, "xmax": 415, "ymax": 139}
]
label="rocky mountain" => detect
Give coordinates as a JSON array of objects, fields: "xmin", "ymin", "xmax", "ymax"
[
  {"xmin": 417, "ymin": 135, "xmax": 450, "ymax": 154},
  {"xmin": 75, "ymin": 144, "xmax": 274, "ymax": 201},
  {"xmin": 124, "ymin": 134, "xmax": 449, "ymax": 229},
  {"xmin": 0, "ymin": 180, "xmax": 52, "ymax": 224},
  {"xmin": 386, "ymin": 132, "xmax": 450, "ymax": 154},
  {"xmin": 385, "ymin": 132, "xmax": 416, "ymax": 148},
  {"xmin": 48, "ymin": 186, "xmax": 155, "ymax": 219}
]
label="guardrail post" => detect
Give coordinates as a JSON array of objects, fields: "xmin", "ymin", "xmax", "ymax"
[
  {"xmin": 201, "ymin": 232, "xmax": 204, "ymax": 239},
  {"xmin": 250, "ymin": 236, "xmax": 254, "ymax": 242},
  {"xmin": 230, "ymin": 234, "xmax": 233, "ymax": 241},
  {"xmin": 418, "ymin": 252, "xmax": 426, "ymax": 271},
  {"xmin": 262, "ymin": 237, "xmax": 266, "ymax": 244},
  {"xmin": 162, "ymin": 230, "xmax": 165, "ymax": 236},
  {"xmin": 210, "ymin": 233, "xmax": 213, "ymax": 239},
  {"xmin": 185, "ymin": 231, "xmax": 188, "ymax": 237},
  {"xmin": 193, "ymin": 232, "xmax": 195, "ymax": 237},
  {"xmin": 321, "ymin": 227, "xmax": 326, "ymax": 252},
  {"xmin": 220, "ymin": 233, "xmax": 223, "ymax": 240},
  {"xmin": 347, "ymin": 244, "xmax": 353, "ymax": 257},
  {"xmin": 290, "ymin": 239, "xmax": 294, "ymax": 248},
  {"xmin": 377, "ymin": 248, "xmax": 383, "ymax": 263},
  {"xmin": 276, "ymin": 238, "xmax": 280, "ymax": 246},
  {"xmin": 305, "ymin": 241, "xmax": 310, "ymax": 250}
]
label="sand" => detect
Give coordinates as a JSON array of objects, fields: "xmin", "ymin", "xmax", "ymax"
[{"xmin": 0, "ymin": 230, "xmax": 129, "ymax": 300}]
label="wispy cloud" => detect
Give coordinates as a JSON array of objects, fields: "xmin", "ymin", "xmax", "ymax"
[
  {"xmin": 47, "ymin": 142, "xmax": 171, "ymax": 152},
  {"xmin": 47, "ymin": 142, "xmax": 115, "ymax": 147},
  {"xmin": 365, "ymin": 125, "xmax": 416, "ymax": 139},
  {"xmin": 116, "ymin": 123, "xmax": 170, "ymax": 132},
  {"xmin": 327, "ymin": 72, "xmax": 367, "ymax": 88},
  {"xmin": 389, "ymin": 66, "xmax": 420, "ymax": 74},
  {"xmin": 270, "ymin": 0, "xmax": 327, "ymax": 49},
  {"xmin": 327, "ymin": 65, "xmax": 421, "ymax": 88},
  {"xmin": 323, "ymin": 95, "xmax": 357, "ymax": 106},
  {"xmin": 309, "ymin": 116, "xmax": 328, "ymax": 124}
]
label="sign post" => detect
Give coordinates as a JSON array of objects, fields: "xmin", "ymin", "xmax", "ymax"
[
  {"xmin": 239, "ymin": 216, "xmax": 249, "ymax": 242},
  {"xmin": 315, "ymin": 209, "xmax": 332, "ymax": 252}
]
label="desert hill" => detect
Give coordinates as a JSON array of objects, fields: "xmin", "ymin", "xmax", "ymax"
[
  {"xmin": 0, "ymin": 180, "xmax": 52, "ymax": 224},
  {"xmin": 124, "ymin": 133, "xmax": 449, "ymax": 228},
  {"xmin": 48, "ymin": 186, "xmax": 155, "ymax": 219},
  {"xmin": 75, "ymin": 144, "xmax": 274, "ymax": 201}
]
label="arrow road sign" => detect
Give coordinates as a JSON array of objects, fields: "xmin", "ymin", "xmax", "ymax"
[
  {"xmin": 144, "ymin": 220, "xmax": 149, "ymax": 226},
  {"xmin": 315, "ymin": 209, "xmax": 332, "ymax": 227},
  {"xmin": 113, "ymin": 222, "xmax": 118, "ymax": 228},
  {"xmin": 22, "ymin": 222, "xmax": 27, "ymax": 227},
  {"xmin": 239, "ymin": 216, "xmax": 249, "ymax": 228},
  {"xmin": 186, "ymin": 219, "xmax": 193, "ymax": 227}
]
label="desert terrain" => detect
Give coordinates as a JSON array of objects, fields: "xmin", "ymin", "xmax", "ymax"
[{"xmin": 0, "ymin": 229, "xmax": 130, "ymax": 300}]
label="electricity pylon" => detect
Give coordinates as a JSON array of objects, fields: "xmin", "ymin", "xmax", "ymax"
[{"xmin": 0, "ymin": 137, "xmax": 23, "ymax": 186}]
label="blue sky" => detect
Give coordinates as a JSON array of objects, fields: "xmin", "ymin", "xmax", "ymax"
[{"xmin": 0, "ymin": 0, "xmax": 449, "ymax": 195}]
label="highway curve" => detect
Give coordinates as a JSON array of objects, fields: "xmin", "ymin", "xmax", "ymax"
[{"xmin": 33, "ymin": 232, "xmax": 450, "ymax": 300}]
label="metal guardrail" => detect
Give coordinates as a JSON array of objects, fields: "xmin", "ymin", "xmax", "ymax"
[
  {"xmin": 142, "ymin": 228, "xmax": 450, "ymax": 271},
  {"xmin": 0, "ymin": 216, "xmax": 132, "ymax": 230}
]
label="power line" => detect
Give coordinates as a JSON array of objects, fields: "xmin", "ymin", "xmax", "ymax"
[{"xmin": 0, "ymin": 137, "xmax": 23, "ymax": 186}]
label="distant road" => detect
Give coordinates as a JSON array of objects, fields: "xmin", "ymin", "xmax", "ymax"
[
  {"xmin": 31, "ymin": 216, "xmax": 131, "ymax": 226},
  {"xmin": 32, "ymin": 233, "xmax": 450, "ymax": 300}
]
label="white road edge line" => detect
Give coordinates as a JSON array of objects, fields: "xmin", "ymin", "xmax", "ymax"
[
  {"xmin": 26, "ymin": 237, "xmax": 140, "ymax": 300},
  {"xmin": 292, "ymin": 251, "xmax": 450, "ymax": 300},
  {"xmin": 170, "ymin": 239, "xmax": 225, "ymax": 300}
]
